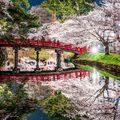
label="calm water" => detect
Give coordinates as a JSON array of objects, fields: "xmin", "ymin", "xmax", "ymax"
[{"xmin": 0, "ymin": 65, "xmax": 120, "ymax": 120}]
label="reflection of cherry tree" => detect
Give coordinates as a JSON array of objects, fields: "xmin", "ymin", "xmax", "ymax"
[
  {"xmin": 43, "ymin": 74, "xmax": 120, "ymax": 119},
  {"xmin": 113, "ymin": 96, "xmax": 120, "ymax": 120},
  {"xmin": 86, "ymin": 75, "xmax": 120, "ymax": 120},
  {"xmin": 88, "ymin": 77, "xmax": 119, "ymax": 101},
  {"xmin": 84, "ymin": 70, "xmax": 120, "ymax": 119}
]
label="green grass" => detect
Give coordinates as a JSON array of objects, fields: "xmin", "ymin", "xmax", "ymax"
[
  {"xmin": 64, "ymin": 52, "xmax": 75, "ymax": 58},
  {"xmin": 77, "ymin": 64, "xmax": 120, "ymax": 80},
  {"xmin": 29, "ymin": 49, "xmax": 75, "ymax": 61},
  {"xmin": 30, "ymin": 48, "xmax": 52, "ymax": 61},
  {"xmin": 76, "ymin": 64, "xmax": 93, "ymax": 71},
  {"xmin": 97, "ymin": 69, "xmax": 120, "ymax": 80},
  {"xmin": 78, "ymin": 53, "xmax": 120, "ymax": 66}
]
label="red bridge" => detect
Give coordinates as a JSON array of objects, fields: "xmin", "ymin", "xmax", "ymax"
[
  {"xmin": 0, "ymin": 38, "xmax": 88, "ymax": 54},
  {"xmin": 0, "ymin": 38, "xmax": 89, "ymax": 81},
  {"xmin": 0, "ymin": 69, "xmax": 90, "ymax": 82}
]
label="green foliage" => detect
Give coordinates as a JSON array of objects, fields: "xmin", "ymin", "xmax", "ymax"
[
  {"xmin": 0, "ymin": 81, "xmax": 36, "ymax": 119},
  {"xmin": 40, "ymin": 91, "xmax": 81, "ymax": 120},
  {"xmin": 78, "ymin": 53, "xmax": 120, "ymax": 66},
  {"xmin": 30, "ymin": 49, "xmax": 52, "ymax": 61},
  {"xmin": 39, "ymin": 49, "xmax": 52, "ymax": 61},
  {"xmin": 77, "ymin": 64, "xmax": 120, "ymax": 80},
  {"xmin": 0, "ymin": 0, "xmax": 39, "ymax": 67},
  {"xmin": 0, "ymin": 0, "xmax": 39, "ymax": 39},
  {"xmin": 12, "ymin": 0, "xmax": 30, "ymax": 10},
  {"xmin": 0, "ymin": 84, "xmax": 13, "ymax": 108},
  {"xmin": 41, "ymin": 0, "xmax": 95, "ymax": 21},
  {"xmin": 40, "ymin": 91, "xmax": 72, "ymax": 119}
]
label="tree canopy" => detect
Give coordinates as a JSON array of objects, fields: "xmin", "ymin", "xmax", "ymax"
[
  {"xmin": 41, "ymin": 0, "xmax": 95, "ymax": 21},
  {"xmin": 0, "ymin": 0, "xmax": 40, "ymax": 67},
  {"xmin": 0, "ymin": 0, "xmax": 39, "ymax": 39}
]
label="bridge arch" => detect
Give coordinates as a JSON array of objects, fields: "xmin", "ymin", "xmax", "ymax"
[
  {"xmin": 0, "ymin": 38, "xmax": 89, "ymax": 79},
  {"xmin": 0, "ymin": 38, "xmax": 89, "ymax": 54}
]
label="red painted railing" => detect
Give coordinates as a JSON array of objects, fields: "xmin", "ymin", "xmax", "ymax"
[
  {"xmin": 0, "ymin": 38, "xmax": 89, "ymax": 54},
  {"xmin": 0, "ymin": 70, "xmax": 90, "ymax": 82}
]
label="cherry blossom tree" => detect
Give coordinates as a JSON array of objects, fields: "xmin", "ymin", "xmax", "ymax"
[
  {"xmin": 74, "ymin": 0, "xmax": 120, "ymax": 55},
  {"xmin": 28, "ymin": 19, "xmax": 94, "ymax": 48},
  {"xmin": 29, "ymin": 0, "xmax": 120, "ymax": 55}
]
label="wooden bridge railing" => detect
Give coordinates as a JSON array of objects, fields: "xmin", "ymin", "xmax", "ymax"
[{"xmin": 0, "ymin": 38, "xmax": 89, "ymax": 54}]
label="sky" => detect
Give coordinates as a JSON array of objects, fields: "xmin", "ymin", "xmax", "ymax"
[
  {"xmin": 28, "ymin": 0, "xmax": 104, "ymax": 7},
  {"xmin": 28, "ymin": 0, "xmax": 43, "ymax": 7}
]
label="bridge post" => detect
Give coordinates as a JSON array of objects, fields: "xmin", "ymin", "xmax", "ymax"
[
  {"xmin": 13, "ymin": 46, "xmax": 20, "ymax": 73},
  {"xmin": 34, "ymin": 47, "xmax": 41, "ymax": 72},
  {"xmin": 55, "ymin": 49, "xmax": 63, "ymax": 71}
]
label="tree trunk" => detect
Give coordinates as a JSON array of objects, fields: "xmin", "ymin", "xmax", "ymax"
[
  {"xmin": 0, "ymin": 48, "xmax": 7, "ymax": 68},
  {"xmin": 105, "ymin": 44, "xmax": 109, "ymax": 55}
]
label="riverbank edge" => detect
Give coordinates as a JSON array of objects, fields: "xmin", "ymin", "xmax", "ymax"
[{"xmin": 73, "ymin": 59, "xmax": 120, "ymax": 76}]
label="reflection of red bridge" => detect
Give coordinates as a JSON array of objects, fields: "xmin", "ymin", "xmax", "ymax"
[
  {"xmin": 0, "ymin": 69, "xmax": 90, "ymax": 82},
  {"xmin": 0, "ymin": 38, "xmax": 89, "ymax": 54}
]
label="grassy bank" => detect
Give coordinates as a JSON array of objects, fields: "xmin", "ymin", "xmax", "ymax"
[
  {"xmin": 78, "ymin": 53, "xmax": 120, "ymax": 66},
  {"xmin": 76, "ymin": 64, "xmax": 120, "ymax": 80}
]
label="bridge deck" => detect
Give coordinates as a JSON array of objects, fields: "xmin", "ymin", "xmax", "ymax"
[
  {"xmin": 0, "ymin": 38, "xmax": 90, "ymax": 82},
  {"xmin": 0, "ymin": 38, "xmax": 89, "ymax": 54}
]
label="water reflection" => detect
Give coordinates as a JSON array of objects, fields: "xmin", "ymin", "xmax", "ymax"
[
  {"xmin": 43, "ymin": 68, "xmax": 120, "ymax": 120},
  {"xmin": 90, "ymin": 68, "xmax": 101, "ymax": 84},
  {"xmin": 89, "ymin": 68, "xmax": 120, "ymax": 103},
  {"xmin": 0, "ymin": 67, "xmax": 120, "ymax": 120},
  {"xmin": 27, "ymin": 107, "xmax": 50, "ymax": 120},
  {"xmin": 0, "ymin": 69, "xmax": 90, "ymax": 82},
  {"xmin": 0, "ymin": 81, "xmax": 37, "ymax": 120}
]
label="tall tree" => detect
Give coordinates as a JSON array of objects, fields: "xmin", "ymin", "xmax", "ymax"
[
  {"xmin": 71, "ymin": 0, "xmax": 120, "ymax": 55},
  {"xmin": 86, "ymin": 0, "xmax": 120, "ymax": 55},
  {"xmin": 0, "ymin": 0, "xmax": 39, "ymax": 67},
  {"xmin": 29, "ymin": 0, "xmax": 120, "ymax": 55},
  {"xmin": 41, "ymin": 0, "xmax": 95, "ymax": 21},
  {"xmin": 0, "ymin": 0, "xmax": 39, "ymax": 39}
]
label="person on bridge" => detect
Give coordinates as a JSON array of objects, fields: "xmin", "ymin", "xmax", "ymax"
[{"xmin": 64, "ymin": 55, "xmax": 71, "ymax": 67}]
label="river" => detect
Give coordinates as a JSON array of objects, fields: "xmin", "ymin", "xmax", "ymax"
[
  {"xmin": 0, "ymin": 48, "xmax": 120, "ymax": 119},
  {"xmin": 0, "ymin": 64, "xmax": 120, "ymax": 120}
]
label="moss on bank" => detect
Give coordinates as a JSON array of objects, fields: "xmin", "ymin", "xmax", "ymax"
[{"xmin": 78, "ymin": 53, "xmax": 120, "ymax": 66}]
